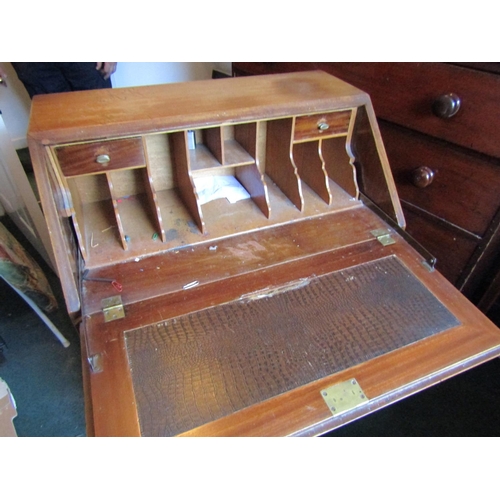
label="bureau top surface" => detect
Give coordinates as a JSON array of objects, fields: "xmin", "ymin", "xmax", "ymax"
[{"xmin": 27, "ymin": 71, "xmax": 368, "ymax": 144}]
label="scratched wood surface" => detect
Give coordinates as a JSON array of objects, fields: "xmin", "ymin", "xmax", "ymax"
[{"xmin": 28, "ymin": 71, "xmax": 369, "ymax": 144}]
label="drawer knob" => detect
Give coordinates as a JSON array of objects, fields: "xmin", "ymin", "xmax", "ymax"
[
  {"xmin": 411, "ymin": 166, "xmax": 435, "ymax": 188},
  {"xmin": 96, "ymin": 154, "xmax": 111, "ymax": 164},
  {"xmin": 432, "ymin": 93, "xmax": 461, "ymax": 118},
  {"xmin": 317, "ymin": 122, "xmax": 330, "ymax": 131}
]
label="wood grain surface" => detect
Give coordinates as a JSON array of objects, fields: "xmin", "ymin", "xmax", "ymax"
[{"xmin": 28, "ymin": 71, "xmax": 369, "ymax": 144}]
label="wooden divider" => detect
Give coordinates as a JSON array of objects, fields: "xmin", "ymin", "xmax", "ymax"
[
  {"xmin": 265, "ymin": 118, "xmax": 304, "ymax": 211},
  {"xmin": 170, "ymin": 130, "xmax": 206, "ymax": 234}
]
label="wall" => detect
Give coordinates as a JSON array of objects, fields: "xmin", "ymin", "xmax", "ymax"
[
  {"xmin": 0, "ymin": 62, "xmax": 232, "ymax": 149},
  {"xmin": 111, "ymin": 62, "xmax": 231, "ymax": 88}
]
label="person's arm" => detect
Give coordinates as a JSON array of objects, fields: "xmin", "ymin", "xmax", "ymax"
[{"xmin": 96, "ymin": 62, "xmax": 117, "ymax": 80}]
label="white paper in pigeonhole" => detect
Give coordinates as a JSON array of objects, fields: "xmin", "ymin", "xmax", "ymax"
[{"xmin": 194, "ymin": 175, "xmax": 251, "ymax": 205}]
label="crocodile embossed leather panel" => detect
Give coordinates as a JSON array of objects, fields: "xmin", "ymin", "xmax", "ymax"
[{"xmin": 125, "ymin": 256, "xmax": 459, "ymax": 436}]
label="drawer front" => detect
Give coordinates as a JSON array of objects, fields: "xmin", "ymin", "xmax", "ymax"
[
  {"xmin": 380, "ymin": 122, "xmax": 500, "ymax": 237},
  {"xmin": 293, "ymin": 111, "xmax": 351, "ymax": 142},
  {"xmin": 56, "ymin": 137, "xmax": 146, "ymax": 177},
  {"xmin": 321, "ymin": 62, "xmax": 500, "ymax": 159}
]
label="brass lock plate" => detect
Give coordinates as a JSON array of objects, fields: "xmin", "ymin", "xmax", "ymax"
[{"xmin": 321, "ymin": 379, "xmax": 368, "ymax": 416}]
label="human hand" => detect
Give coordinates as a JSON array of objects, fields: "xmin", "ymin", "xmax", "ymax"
[
  {"xmin": 96, "ymin": 62, "xmax": 117, "ymax": 80},
  {"xmin": 0, "ymin": 65, "xmax": 8, "ymax": 86}
]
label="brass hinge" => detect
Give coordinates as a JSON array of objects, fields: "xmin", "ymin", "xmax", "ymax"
[
  {"xmin": 320, "ymin": 379, "xmax": 369, "ymax": 417},
  {"xmin": 101, "ymin": 295, "xmax": 125, "ymax": 322},
  {"xmin": 371, "ymin": 228, "xmax": 396, "ymax": 246}
]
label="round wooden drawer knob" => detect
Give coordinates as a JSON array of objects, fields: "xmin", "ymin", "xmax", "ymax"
[
  {"xmin": 96, "ymin": 154, "xmax": 111, "ymax": 164},
  {"xmin": 432, "ymin": 93, "xmax": 461, "ymax": 118},
  {"xmin": 411, "ymin": 166, "xmax": 435, "ymax": 188}
]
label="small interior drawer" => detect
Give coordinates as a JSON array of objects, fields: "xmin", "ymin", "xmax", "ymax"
[
  {"xmin": 293, "ymin": 110, "xmax": 351, "ymax": 142},
  {"xmin": 56, "ymin": 137, "xmax": 146, "ymax": 177}
]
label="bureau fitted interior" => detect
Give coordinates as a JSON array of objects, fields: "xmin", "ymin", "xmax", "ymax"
[{"xmin": 48, "ymin": 106, "xmax": 391, "ymax": 269}]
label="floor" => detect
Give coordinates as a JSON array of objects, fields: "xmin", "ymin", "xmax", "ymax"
[
  {"xmin": 1, "ymin": 150, "xmax": 499, "ymax": 437},
  {"xmin": 0, "ymin": 214, "xmax": 85, "ymax": 436}
]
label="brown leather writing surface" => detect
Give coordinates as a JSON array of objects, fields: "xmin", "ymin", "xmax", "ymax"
[{"xmin": 125, "ymin": 256, "xmax": 459, "ymax": 436}]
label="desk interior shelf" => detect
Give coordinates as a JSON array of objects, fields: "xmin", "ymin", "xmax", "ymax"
[{"xmin": 46, "ymin": 108, "xmax": 377, "ymax": 269}]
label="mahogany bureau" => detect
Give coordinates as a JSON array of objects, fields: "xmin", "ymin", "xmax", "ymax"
[{"xmin": 28, "ymin": 70, "xmax": 500, "ymax": 436}]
